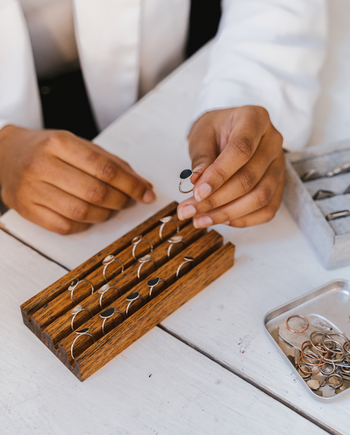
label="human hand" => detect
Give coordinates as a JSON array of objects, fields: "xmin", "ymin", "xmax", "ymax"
[
  {"xmin": 0, "ymin": 125, "xmax": 155, "ymax": 234},
  {"xmin": 177, "ymin": 106, "xmax": 285, "ymax": 228}
]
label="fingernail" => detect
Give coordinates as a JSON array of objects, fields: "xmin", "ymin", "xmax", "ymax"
[
  {"xmin": 193, "ymin": 216, "xmax": 213, "ymax": 228},
  {"xmin": 193, "ymin": 164, "xmax": 205, "ymax": 173},
  {"xmin": 142, "ymin": 189, "xmax": 156, "ymax": 203},
  {"xmin": 194, "ymin": 183, "xmax": 211, "ymax": 202},
  {"xmin": 222, "ymin": 221, "xmax": 231, "ymax": 225},
  {"xmin": 178, "ymin": 205, "xmax": 196, "ymax": 220}
]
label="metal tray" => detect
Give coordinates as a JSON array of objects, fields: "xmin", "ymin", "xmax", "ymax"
[{"xmin": 264, "ymin": 279, "xmax": 350, "ymax": 401}]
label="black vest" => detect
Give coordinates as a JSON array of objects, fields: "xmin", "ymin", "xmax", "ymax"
[{"xmin": 186, "ymin": 0, "xmax": 222, "ymax": 58}]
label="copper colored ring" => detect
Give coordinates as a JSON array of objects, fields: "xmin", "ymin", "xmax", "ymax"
[
  {"xmin": 301, "ymin": 341, "xmax": 312, "ymax": 351},
  {"xmin": 301, "ymin": 352, "xmax": 323, "ymax": 366},
  {"xmin": 286, "ymin": 314, "xmax": 309, "ymax": 333},
  {"xmin": 298, "ymin": 356, "xmax": 320, "ymax": 375}
]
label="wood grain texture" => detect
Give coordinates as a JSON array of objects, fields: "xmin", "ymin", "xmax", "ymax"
[
  {"xmin": 20, "ymin": 203, "xmax": 233, "ymax": 380},
  {"xmin": 42, "ymin": 225, "xmax": 207, "ymax": 347},
  {"xmin": 29, "ymin": 213, "xmax": 193, "ymax": 331},
  {"xmin": 57, "ymin": 230, "xmax": 224, "ymax": 364},
  {"xmin": 74, "ymin": 242, "xmax": 234, "ymax": 381},
  {"xmin": 20, "ymin": 201, "xmax": 179, "ymax": 320}
]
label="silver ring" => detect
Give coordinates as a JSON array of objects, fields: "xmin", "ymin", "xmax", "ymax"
[
  {"xmin": 147, "ymin": 277, "xmax": 167, "ymax": 299},
  {"xmin": 70, "ymin": 327, "xmax": 95, "ymax": 360},
  {"xmin": 179, "ymin": 169, "xmax": 200, "ymax": 194},
  {"xmin": 68, "ymin": 279, "xmax": 95, "ymax": 303},
  {"xmin": 313, "ymin": 190, "xmax": 335, "ymax": 200},
  {"xmin": 320, "ymin": 362, "xmax": 335, "ymax": 376},
  {"xmin": 98, "ymin": 284, "xmax": 121, "ymax": 309},
  {"xmin": 326, "ymin": 373, "xmax": 343, "ymax": 389},
  {"xmin": 70, "ymin": 305, "xmax": 93, "ymax": 332},
  {"xmin": 131, "ymin": 235, "xmax": 153, "ymax": 261},
  {"xmin": 167, "ymin": 235, "xmax": 187, "ymax": 258},
  {"xmin": 99, "ymin": 307, "xmax": 125, "ymax": 335},
  {"xmin": 301, "ymin": 168, "xmax": 321, "ymax": 182},
  {"xmin": 125, "ymin": 291, "xmax": 146, "ymax": 317},
  {"xmin": 102, "ymin": 255, "xmax": 124, "ymax": 282},
  {"xmin": 326, "ymin": 210, "xmax": 350, "ymax": 221},
  {"xmin": 176, "ymin": 256, "xmax": 194, "ymax": 279},
  {"xmin": 327, "ymin": 162, "xmax": 350, "ymax": 177},
  {"xmin": 137, "ymin": 254, "xmax": 158, "ymax": 280},
  {"xmin": 159, "ymin": 216, "xmax": 179, "ymax": 241}
]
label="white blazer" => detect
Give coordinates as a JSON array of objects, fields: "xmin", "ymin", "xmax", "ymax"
[{"xmin": 0, "ymin": 0, "xmax": 327, "ymax": 150}]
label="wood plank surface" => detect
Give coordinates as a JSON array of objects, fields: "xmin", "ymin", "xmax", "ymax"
[
  {"xmin": 1, "ymin": 40, "xmax": 350, "ymax": 432},
  {"xmin": 0, "ymin": 229, "xmax": 328, "ymax": 435}
]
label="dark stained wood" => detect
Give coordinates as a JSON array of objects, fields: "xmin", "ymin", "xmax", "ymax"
[
  {"xmin": 43, "ymin": 225, "xmax": 207, "ymax": 346},
  {"xmin": 20, "ymin": 202, "xmax": 235, "ymax": 381},
  {"xmin": 29, "ymin": 212, "xmax": 192, "ymax": 331},
  {"xmin": 21, "ymin": 201, "xmax": 179, "ymax": 321},
  {"xmin": 58, "ymin": 230, "xmax": 223, "ymax": 362},
  {"xmin": 75, "ymin": 243, "xmax": 235, "ymax": 381}
]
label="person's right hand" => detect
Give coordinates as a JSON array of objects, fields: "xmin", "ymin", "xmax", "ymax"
[{"xmin": 0, "ymin": 125, "xmax": 155, "ymax": 234}]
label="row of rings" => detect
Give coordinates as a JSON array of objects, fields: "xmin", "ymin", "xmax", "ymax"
[
  {"xmin": 70, "ymin": 284, "xmax": 162, "ymax": 359},
  {"xmin": 70, "ymin": 257, "xmax": 196, "ymax": 357},
  {"xmin": 102, "ymin": 232, "xmax": 186, "ymax": 282},
  {"xmin": 70, "ymin": 256, "xmax": 195, "ymax": 332},
  {"xmin": 68, "ymin": 233, "xmax": 188, "ymax": 303}
]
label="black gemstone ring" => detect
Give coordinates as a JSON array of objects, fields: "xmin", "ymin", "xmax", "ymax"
[
  {"xmin": 70, "ymin": 304, "xmax": 93, "ymax": 332},
  {"xmin": 97, "ymin": 284, "xmax": 122, "ymax": 309},
  {"xmin": 137, "ymin": 254, "xmax": 158, "ymax": 280},
  {"xmin": 147, "ymin": 277, "xmax": 167, "ymax": 299},
  {"xmin": 125, "ymin": 291, "xmax": 146, "ymax": 317},
  {"xmin": 159, "ymin": 216, "xmax": 179, "ymax": 241},
  {"xmin": 102, "ymin": 255, "xmax": 124, "ymax": 282},
  {"xmin": 176, "ymin": 256, "xmax": 194, "ymax": 279},
  {"xmin": 68, "ymin": 278, "xmax": 95, "ymax": 303},
  {"xmin": 99, "ymin": 307, "xmax": 125, "ymax": 335},
  {"xmin": 179, "ymin": 169, "xmax": 200, "ymax": 194},
  {"xmin": 70, "ymin": 327, "xmax": 95, "ymax": 360}
]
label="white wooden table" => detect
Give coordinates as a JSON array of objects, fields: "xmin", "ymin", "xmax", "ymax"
[{"xmin": 2, "ymin": 5, "xmax": 350, "ymax": 432}]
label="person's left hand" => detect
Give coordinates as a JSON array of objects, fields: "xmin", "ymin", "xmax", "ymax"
[{"xmin": 177, "ymin": 106, "xmax": 285, "ymax": 228}]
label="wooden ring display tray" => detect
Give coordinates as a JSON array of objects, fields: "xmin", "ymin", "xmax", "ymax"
[{"xmin": 21, "ymin": 202, "xmax": 235, "ymax": 381}]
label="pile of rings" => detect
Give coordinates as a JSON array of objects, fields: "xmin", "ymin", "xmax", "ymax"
[{"xmin": 297, "ymin": 330, "xmax": 350, "ymax": 391}]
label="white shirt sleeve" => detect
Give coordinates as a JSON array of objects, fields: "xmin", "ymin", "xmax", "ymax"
[
  {"xmin": 193, "ymin": 0, "xmax": 328, "ymax": 151},
  {"xmin": 0, "ymin": 0, "xmax": 42, "ymax": 132}
]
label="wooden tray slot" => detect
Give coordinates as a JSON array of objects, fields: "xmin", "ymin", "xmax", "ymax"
[
  {"xmin": 73, "ymin": 242, "xmax": 235, "ymax": 380},
  {"xmin": 29, "ymin": 213, "xmax": 192, "ymax": 332},
  {"xmin": 21, "ymin": 201, "xmax": 179, "ymax": 322},
  {"xmin": 20, "ymin": 202, "xmax": 235, "ymax": 380},
  {"xmin": 42, "ymin": 225, "xmax": 207, "ymax": 346},
  {"xmin": 57, "ymin": 230, "xmax": 223, "ymax": 362}
]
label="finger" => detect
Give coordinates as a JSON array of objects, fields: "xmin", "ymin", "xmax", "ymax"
[
  {"xmin": 192, "ymin": 108, "xmax": 271, "ymax": 202},
  {"xmin": 32, "ymin": 182, "xmax": 112, "ymax": 224},
  {"xmin": 178, "ymin": 136, "xmax": 283, "ymax": 220},
  {"xmin": 193, "ymin": 154, "xmax": 285, "ymax": 227},
  {"xmin": 224, "ymin": 172, "xmax": 285, "ymax": 227},
  {"xmin": 42, "ymin": 156, "xmax": 130, "ymax": 210},
  {"xmin": 50, "ymin": 132, "xmax": 155, "ymax": 203},
  {"xmin": 19, "ymin": 203, "xmax": 91, "ymax": 235},
  {"xmin": 90, "ymin": 142, "xmax": 154, "ymax": 189}
]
